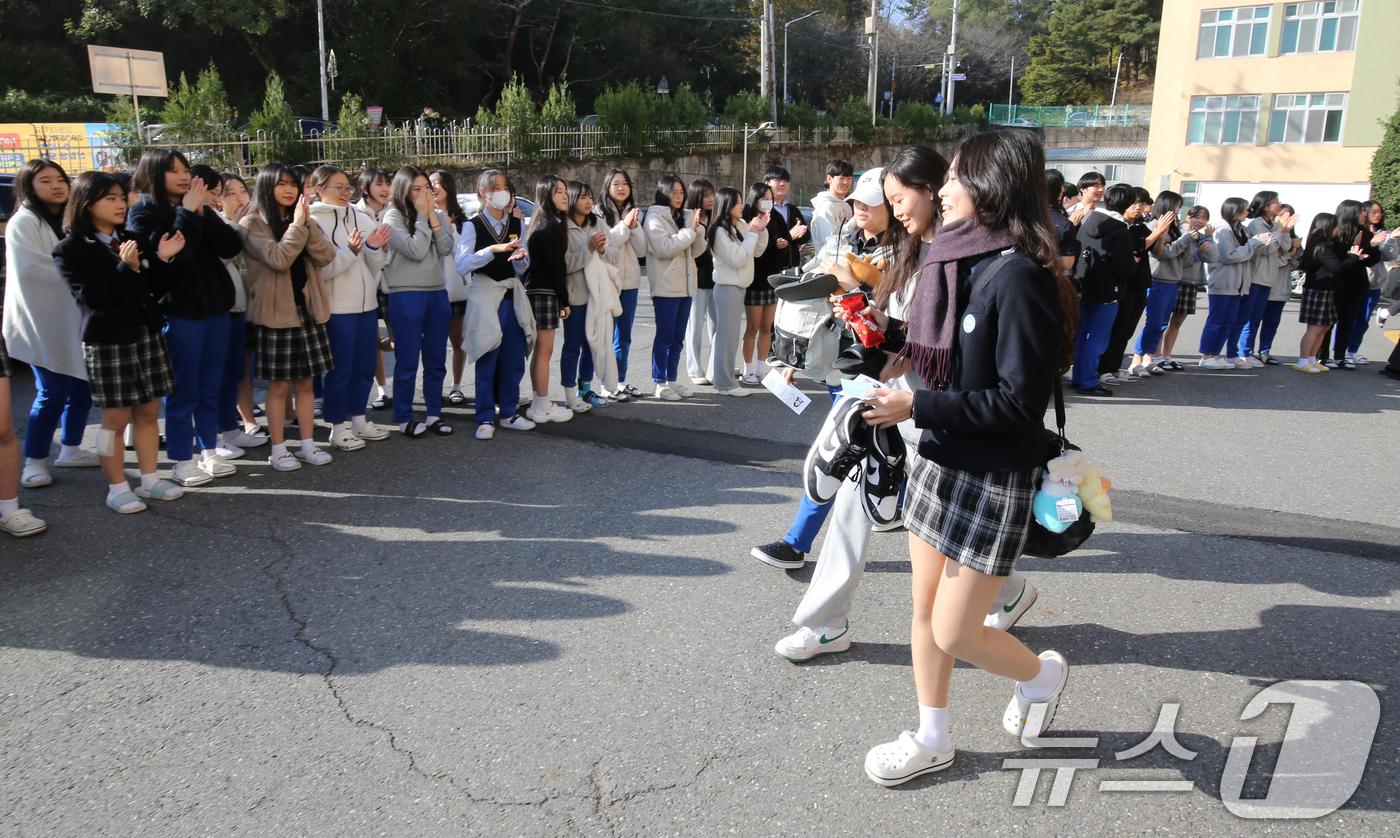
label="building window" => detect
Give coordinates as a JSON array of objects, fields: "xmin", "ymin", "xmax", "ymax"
[
  {"xmin": 1268, "ymin": 93, "xmax": 1346, "ymax": 143},
  {"xmin": 1180, "ymin": 182, "xmax": 1200, "ymax": 211},
  {"xmin": 1048, "ymin": 163, "xmax": 1065, "ymax": 173},
  {"xmin": 1280, "ymin": 1, "xmax": 1360, "ymax": 55},
  {"xmin": 1187, "ymin": 95, "xmax": 1261, "ymax": 145},
  {"xmin": 1096, "ymin": 164, "xmax": 1124, "ymax": 181},
  {"xmin": 1197, "ymin": 6, "xmax": 1271, "ymax": 59}
]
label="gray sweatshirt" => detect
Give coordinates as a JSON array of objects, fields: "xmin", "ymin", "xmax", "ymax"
[
  {"xmin": 382, "ymin": 207, "xmax": 455, "ymax": 292},
  {"xmin": 1147, "ymin": 228, "xmax": 1197, "ymax": 283}
]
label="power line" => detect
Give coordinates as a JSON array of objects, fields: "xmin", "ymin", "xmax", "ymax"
[
  {"xmin": 786, "ymin": 28, "xmax": 869, "ymax": 54},
  {"xmin": 554, "ymin": 0, "xmax": 756, "ymax": 23}
]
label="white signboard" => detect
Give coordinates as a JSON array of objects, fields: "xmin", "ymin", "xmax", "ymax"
[{"xmin": 87, "ymin": 46, "xmax": 168, "ymax": 97}]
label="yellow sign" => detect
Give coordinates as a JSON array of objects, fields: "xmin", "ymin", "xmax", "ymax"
[{"xmin": 0, "ymin": 123, "xmax": 124, "ymax": 176}]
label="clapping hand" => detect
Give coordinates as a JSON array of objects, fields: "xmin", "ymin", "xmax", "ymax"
[
  {"xmin": 367, "ymin": 224, "xmax": 392, "ymax": 250},
  {"xmin": 1370, "ymin": 229, "xmax": 1389, "ymax": 248},
  {"xmin": 625, "ymin": 207, "xmax": 640, "ymax": 228},
  {"xmin": 182, "ymin": 179, "xmax": 208, "ymax": 214},
  {"xmin": 118, "ymin": 239, "xmax": 141, "ymax": 271},
  {"xmin": 348, "ymin": 228, "xmax": 365, "ymax": 254},
  {"xmin": 293, "ymin": 195, "xmax": 313, "ymax": 227},
  {"xmin": 789, "ymin": 221, "xmax": 808, "ymax": 239},
  {"xmin": 747, "ymin": 211, "xmax": 771, "ymax": 233},
  {"xmin": 156, "ymin": 231, "xmax": 185, "ymax": 262}
]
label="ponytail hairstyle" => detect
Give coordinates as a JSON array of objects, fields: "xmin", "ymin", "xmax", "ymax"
[
  {"xmin": 599, "ymin": 168, "xmax": 635, "ymax": 227},
  {"xmin": 1333, "ymin": 199, "xmax": 1364, "ymax": 249},
  {"xmin": 707, "ymin": 186, "xmax": 744, "ymax": 250},
  {"xmin": 430, "ymin": 169, "xmax": 466, "ymax": 231},
  {"xmin": 1247, "ymin": 190, "xmax": 1280, "ymax": 220},
  {"xmin": 566, "ymin": 180, "xmax": 596, "ymax": 229},
  {"xmin": 946, "ymin": 129, "xmax": 1079, "ymax": 371},
  {"xmin": 251, "ymin": 162, "xmax": 300, "ymax": 240},
  {"xmin": 526, "ymin": 174, "xmax": 566, "ymax": 247},
  {"xmin": 13, "ymin": 158, "xmax": 69, "ymax": 238},
  {"xmin": 1219, "ymin": 197, "xmax": 1250, "ymax": 245},
  {"xmin": 61, "ymin": 171, "xmax": 125, "ymax": 241},
  {"xmin": 1152, "ymin": 190, "xmax": 1183, "ymax": 240},
  {"xmin": 1302, "ymin": 211, "xmax": 1337, "ymax": 272},
  {"xmin": 653, "ymin": 174, "xmax": 685, "ymax": 226},
  {"xmin": 390, "ymin": 165, "xmax": 429, "ymax": 235},
  {"xmin": 877, "ymin": 145, "xmax": 950, "ymax": 314},
  {"xmin": 132, "ymin": 148, "xmax": 191, "ymax": 220}
]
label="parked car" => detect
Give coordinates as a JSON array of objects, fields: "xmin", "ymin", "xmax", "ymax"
[
  {"xmin": 1008, "ymin": 117, "xmax": 1041, "ymax": 127},
  {"xmin": 1065, "ymin": 112, "xmax": 1092, "ymax": 126},
  {"xmin": 458, "ymin": 193, "xmax": 535, "ymax": 220}
]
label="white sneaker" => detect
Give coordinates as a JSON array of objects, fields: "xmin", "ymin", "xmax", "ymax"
[
  {"xmin": 331, "ymin": 429, "xmax": 367, "ymax": 451},
  {"xmin": 294, "ymin": 447, "xmax": 332, "ymax": 466},
  {"xmin": 1246, "ymin": 356, "xmax": 1265, "ymax": 368},
  {"xmin": 655, "ymin": 384, "xmax": 681, "ymax": 401},
  {"xmin": 525, "ymin": 402, "xmax": 573, "ymax": 423},
  {"xmin": 54, "ymin": 450, "xmax": 101, "ymax": 468},
  {"xmin": 985, "ymin": 579, "xmax": 1038, "ymax": 631},
  {"xmin": 565, "ymin": 392, "xmax": 592, "ymax": 413},
  {"xmin": 475, "ymin": 423, "xmax": 495, "ymax": 440},
  {"xmin": 775, "ymin": 621, "xmax": 852, "ymax": 662},
  {"xmin": 1200, "ymin": 357, "xmax": 1232, "ymax": 369},
  {"xmin": 270, "ymin": 450, "xmax": 301, "ymax": 472},
  {"xmin": 1061, "ymin": 370, "xmax": 1074, "ymax": 381},
  {"xmin": 1232, "ymin": 356, "xmax": 1251, "ymax": 369},
  {"xmin": 670, "ymin": 382, "xmax": 694, "ymax": 398},
  {"xmin": 718, "ymin": 388, "xmax": 750, "ymax": 397},
  {"xmin": 865, "ymin": 731, "xmax": 955, "ymax": 787},
  {"xmin": 172, "ymin": 460, "xmax": 214, "ymax": 486},
  {"xmin": 1003, "ymin": 650, "xmax": 1070, "ymax": 746},
  {"xmin": 692, "ymin": 377, "xmax": 712, "ymax": 386},
  {"xmin": 199, "ymin": 454, "xmax": 237, "ymax": 479},
  {"xmin": 228, "ymin": 428, "xmax": 270, "ymax": 448},
  {"xmin": 354, "ymin": 422, "xmax": 391, "ymax": 441},
  {"xmin": 499, "ymin": 414, "xmax": 536, "ymax": 431}
]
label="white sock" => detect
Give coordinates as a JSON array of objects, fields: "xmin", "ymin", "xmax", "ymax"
[
  {"xmin": 201, "ymin": 448, "xmax": 219, "ymax": 462},
  {"xmin": 377, "ymin": 384, "xmax": 388, "ymax": 398},
  {"xmin": 271, "ymin": 442, "xmax": 288, "ymax": 457},
  {"xmin": 299, "ymin": 438, "xmax": 316, "ymax": 457},
  {"xmin": 1020, "ymin": 657, "xmax": 1064, "ymax": 702},
  {"xmin": 0, "ymin": 496, "xmax": 19, "ymax": 518},
  {"xmin": 425, "ymin": 415, "xmax": 439, "ymax": 426},
  {"xmin": 140, "ymin": 473, "xmax": 160, "ymax": 492},
  {"xmin": 913, "ymin": 704, "xmax": 950, "ymax": 753},
  {"xmin": 333, "ymin": 422, "xmax": 348, "ymax": 437},
  {"xmin": 59, "ymin": 444, "xmax": 84, "ymax": 460},
  {"xmin": 757, "ymin": 360, "xmax": 767, "ymax": 377},
  {"xmin": 176, "ymin": 458, "xmax": 195, "ymax": 471},
  {"xmin": 25, "ymin": 457, "xmax": 46, "ymax": 470},
  {"xmin": 107, "ymin": 481, "xmax": 131, "ymax": 501},
  {"xmin": 351, "ymin": 416, "xmax": 367, "ymax": 432},
  {"xmin": 744, "ymin": 359, "xmax": 756, "ymax": 376},
  {"xmin": 399, "ymin": 422, "xmax": 411, "ymax": 433}
]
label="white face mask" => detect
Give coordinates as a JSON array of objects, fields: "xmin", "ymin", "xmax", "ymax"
[
  {"xmin": 486, "ymin": 191, "xmax": 511, "ymax": 211},
  {"xmin": 759, "ymin": 200, "xmax": 774, "ymax": 213}
]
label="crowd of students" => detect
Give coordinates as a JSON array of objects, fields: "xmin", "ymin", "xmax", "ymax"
[{"xmin": 1056, "ymin": 171, "xmax": 1398, "ymax": 393}]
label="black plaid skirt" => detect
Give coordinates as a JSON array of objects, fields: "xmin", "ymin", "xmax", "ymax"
[
  {"xmin": 529, "ymin": 290, "xmax": 561, "ymax": 331},
  {"xmin": 1173, "ymin": 283, "xmax": 1199, "ymax": 316},
  {"xmin": 903, "ymin": 455, "xmax": 1040, "ymax": 577},
  {"xmin": 1299, "ymin": 288, "xmax": 1336, "ymax": 326},
  {"xmin": 0, "ymin": 331, "xmax": 11, "ymax": 378},
  {"xmin": 744, "ymin": 282, "xmax": 777, "ymax": 307},
  {"xmin": 377, "ymin": 289, "xmax": 391, "ymax": 322},
  {"xmin": 450, "ymin": 300, "xmax": 467, "ymax": 316},
  {"xmin": 253, "ymin": 306, "xmax": 334, "ymax": 380},
  {"xmin": 84, "ymin": 327, "xmax": 176, "ymax": 408}
]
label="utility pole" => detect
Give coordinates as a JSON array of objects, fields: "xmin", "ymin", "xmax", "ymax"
[
  {"xmin": 944, "ymin": 0, "xmax": 960, "ymax": 115},
  {"xmin": 889, "ymin": 54, "xmax": 897, "ymax": 118},
  {"xmin": 769, "ymin": 2, "xmax": 779, "ymax": 124},
  {"xmin": 866, "ymin": 0, "xmax": 879, "ymax": 126},
  {"xmin": 1008, "ymin": 56, "xmax": 1015, "ymax": 110},
  {"xmin": 1109, "ymin": 50, "xmax": 1125, "ymax": 108},
  {"xmin": 760, "ymin": 4, "xmax": 771, "ymax": 110},
  {"xmin": 317, "ymin": 0, "xmax": 329, "ymax": 122}
]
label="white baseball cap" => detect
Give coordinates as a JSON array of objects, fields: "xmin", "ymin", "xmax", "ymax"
[{"xmin": 848, "ymin": 167, "xmax": 885, "ymax": 207}]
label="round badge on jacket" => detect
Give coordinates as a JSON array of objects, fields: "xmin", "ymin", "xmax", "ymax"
[{"xmin": 962, "ymin": 313, "xmax": 976, "ymax": 333}]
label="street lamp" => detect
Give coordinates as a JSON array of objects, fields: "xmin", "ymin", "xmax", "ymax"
[
  {"xmin": 783, "ymin": 10, "xmax": 822, "ymax": 108},
  {"xmin": 742, "ymin": 121, "xmax": 775, "ymax": 188}
]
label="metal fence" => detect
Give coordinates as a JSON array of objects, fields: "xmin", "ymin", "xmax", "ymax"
[
  {"xmin": 6, "ymin": 121, "xmax": 860, "ymax": 176},
  {"xmin": 989, "ymin": 104, "xmax": 1152, "ymax": 128}
]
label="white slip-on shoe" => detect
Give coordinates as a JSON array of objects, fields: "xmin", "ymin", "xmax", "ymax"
[
  {"xmin": 215, "ymin": 442, "xmax": 246, "ymax": 460},
  {"xmin": 718, "ymin": 388, "xmax": 750, "ymax": 397},
  {"xmin": 529, "ymin": 403, "xmax": 574, "ymax": 423},
  {"xmin": 270, "ymin": 450, "xmax": 302, "ymax": 472},
  {"xmin": 20, "ymin": 462, "xmax": 52, "ymax": 488},
  {"xmin": 475, "ymin": 423, "xmax": 495, "ymax": 440},
  {"xmin": 1246, "ymin": 356, "xmax": 1265, "ymax": 368},
  {"xmin": 229, "ymin": 428, "xmax": 269, "ymax": 448},
  {"xmin": 499, "ymin": 414, "xmax": 536, "ymax": 431},
  {"xmin": 691, "ymin": 377, "xmax": 712, "ymax": 386},
  {"xmin": 54, "ymin": 450, "xmax": 101, "ymax": 468},
  {"xmin": 172, "ymin": 460, "xmax": 214, "ymax": 487},
  {"xmin": 199, "ymin": 454, "xmax": 237, "ymax": 478},
  {"xmin": 354, "ymin": 422, "xmax": 391, "ymax": 441},
  {"xmin": 670, "ymin": 382, "xmax": 694, "ymax": 398},
  {"xmin": 655, "ymin": 385, "xmax": 681, "ymax": 401},
  {"xmin": 0, "ymin": 508, "xmax": 47, "ymax": 537},
  {"xmin": 1003, "ymin": 650, "xmax": 1071, "ymax": 746},
  {"xmin": 331, "ymin": 429, "xmax": 367, "ymax": 451},
  {"xmin": 774, "ymin": 621, "xmax": 851, "ymax": 662},
  {"xmin": 865, "ymin": 731, "xmax": 955, "ymax": 787},
  {"xmin": 293, "ymin": 447, "xmax": 333, "ymax": 466}
]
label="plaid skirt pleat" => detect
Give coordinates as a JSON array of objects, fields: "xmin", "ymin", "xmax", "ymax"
[
  {"xmin": 376, "ymin": 289, "xmax": 391, "ymax": 322},
  {"xmin": 529, "ymin": 290, "xmax": 561, "ymax": 331},
  {"xmin": 903, "ymin": 455, "xmax": 1040, "ymax": 577},
  {"xmin": 83, "ymin": 326, "xmax": 177, "ymax": 408},
  {"xmin": 744, "ymin": 282, "xmax": 777, "ymax": 307},
  {"xmin": 1173, "ymin": 283, "xmax": 1199, "ymax": 316},
  {"xmin": 253, "ymin": 306, "xmax": 334, "ymax": 380},
  {"xmin": 1298, "ymin": 288, "xmax": 1336, "ymax": 326}
]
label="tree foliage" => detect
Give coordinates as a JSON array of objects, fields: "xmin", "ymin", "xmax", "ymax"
[
  {"xmin": 1370, "ymin": 87, "xmax": 1400, "ymax": 220},
  {"xmin": 160, "ymin": 63, "xmax": 233, "ymax": 143},
  {"xmin": 249, "ymin": 73, "xmax": 304, "ymax": 165},
  {"xmin": 1019, "ymin": 0, "xmax": 1161, "ymax": 105}
]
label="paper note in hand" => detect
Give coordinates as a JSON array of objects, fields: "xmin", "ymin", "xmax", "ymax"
[
  {"xmin": 762, "ymin": 369, "xmax": 812, "ymax": 415},
  {"xmin": 839, "ymin": 374, "xmax": 883, "ymax": 399}
]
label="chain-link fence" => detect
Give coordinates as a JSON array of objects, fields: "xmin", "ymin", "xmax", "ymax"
[{"xmin": 989, "ymin": 105, "xmax": 1152, "ymax": 128}]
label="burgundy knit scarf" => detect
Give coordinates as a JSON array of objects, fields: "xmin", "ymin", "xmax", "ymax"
[{"xmin": 897, "ymin": 215, "xmax": 1017, "ymax": 387}]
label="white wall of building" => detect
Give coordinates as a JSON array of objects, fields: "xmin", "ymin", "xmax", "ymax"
[{"xmin": 1191, "ymin": 181, "xmax": 1372, "ymax": 240}]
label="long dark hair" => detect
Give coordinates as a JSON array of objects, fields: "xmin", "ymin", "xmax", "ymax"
[
  {"xmin": 252, "ymin": 162, "xmax": 299, "ymax": 239},
  {"xmin": 390, "ymin": 165, "xmax": 429, "ymax": 235},
  {"xmin": 1360, "ymin": 200, "xmax": 1384, "ymax": 231},
  {"xmin": 1247, "ymin": 190, "xmax": 1279, "ymax": 220},
  {"xmin": 685, "ymin": 178, "xmax": 713, "ymax": 226},
  {"xmin": 599, "ymin": 168, "xmax": 634, "ymax": 226},
  {"xmin": 430, "ymin": 169, "xmax": 465, "ymax": 231},
  {"xmin": 566, "ymin": 180, "xmax": 596, "ymax": 229},
  {"xmin": 1045, "ymin": 169, "xmax": 1066, "ymax": 217},
  {"xmin": 13, "ymin": 158, "xmax": 69, "ymax": 238},
  {"xmin": 1334, "ymin": 200, "xmax": 1364, "ymax": 250},
  {"xmin": 1302, "ymin": 212, "xmax": 1337, "ymax": 272},
  {"xmin": 526, "ymin": 175, "xmax": 565, "ymax": 247},
  {"xmin": 707, "ymin": 186, "xmax": 744, "ymax": 250},
  {"xmin": 1152, "ymin": 190, "xmax": 1183, "ymax": 240},
  {"xmin": 61, "ymin": 171, "xmax": 125, "ymax": 242},
  {"xmin": 1220, "ymin": 197, "xmax": 1250, "ymax": 245},
  {"xmin": 653, "ymin": 175, "xmax": 685, "ymax": 226},
  {"xmin": 132, "ymin": 148, "xmax": 191, "ymax": 219},
  {"xmin": 878, "ymin": 146, "xmax": 950, "ymax": 314},
  {"xmin": 949, "ymin": 130, "xmax": 1079, "ymax": 370}
]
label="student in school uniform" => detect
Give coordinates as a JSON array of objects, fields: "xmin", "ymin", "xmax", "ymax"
[
  {"xmin": 239, "ymin": 163, "xmax": 339, "ymax": 470},
  {"xmin": 1348, "ymin": 201, "xmax": 1390, "ymax": 365},
  {"xmin": 2, "ymin": 159, "xmax": 100, "ymax": 490},
  {"xmin": 742, "ymin": 181, "xmax": 783, "ymax": 385},
  {"xmin": 355, "ymin": 168, "xmax": 395, "ymax": 410},
  {"xmin": 310, "ymin": 165, "xmax": 395, "ymax": 451},
  {"xmin": 54, "ymin": 171, "xmax": 188, "ymax": 513},
  {"xmin": 382, "ymin": 166, "xmax": 457, "ymax": 437},
  {"xmin": 429, "ymin": 169, "xmax": 472, "ymax": 405},
  {"xmin": 522, "ymin": 175, "xmax": 577, "ymax": 423},
  {"xmin": 643, "ymin": 175, "xmax": 706, "ymax": 401},
  {"xmin": 1131, "ymin": 191, "xmax": 1189, "ymax": 374},
  {"xmin": 1254, "ymin": 202, "xmax": 1302, "ymax": 366},
  {"xmin": 560, "ymin": 180, "xmax": 611, "ymax": 411},
  {"xmin": 1317, "ymin": 200, "xmax": 1380, "ymax": 370},
  {"xmin": 596, "ymin": 168, "xmax": 647, "ymax": 401},
  {"xmin": 455, "ymin": 169, "xmax": 534, "ymax": 439},
  {"xmin": 683, "ymin": 179, "xmax": 717, "ymax": 389},
  {"xmin": 706, "ymin": 186, "xmax": 769, "ymax": 397},
  {"xmin": 1199, "ymin": 197, "xmax": 1272, "ymax": 369},
  {"xmin": 1156, "ymin": 205, "xmax": 1216, "ymax": 367},
  {"xmin": 1233, "ymin": 191, "xmax": 1296, "ymax": 367},
  {"xmin": 0, "ymin": 300, "xmax": 44, "ymax": 534},
  {"xmin": 216, "ymin": 171, "xmax": 270, "ymax": 447},
  {"xmin": 127, "ymin": 148, "xmax": 244, "ymax": 486}
]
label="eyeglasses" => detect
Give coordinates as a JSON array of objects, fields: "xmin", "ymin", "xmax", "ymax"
[{"xmin": 322, "ymin": 184, "xmax": 352, "ymax": 192}]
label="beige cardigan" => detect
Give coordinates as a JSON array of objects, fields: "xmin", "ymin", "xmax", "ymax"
[{"xmin": 239, "ymin": 214, "xmax": 337, "ymax": 327}]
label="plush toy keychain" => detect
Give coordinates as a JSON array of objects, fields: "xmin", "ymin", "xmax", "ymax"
[{"xmin": 1033, "ymin": 449, "xmax": 1113, "ymax": 533}]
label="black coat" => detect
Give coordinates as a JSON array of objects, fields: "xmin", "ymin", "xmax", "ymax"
[
  {"xmin": 125, "ymin": 199, "xmax": 242, "ymax": 319},
  {"xmin": 1073, "ymin": 212, "xmax": 1136, "ymax": 304},
  {"xmin": 52, "ymin": 231, "xmax": 167, "ymax": 344}
]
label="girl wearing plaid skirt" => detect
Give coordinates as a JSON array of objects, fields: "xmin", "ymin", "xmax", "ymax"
[
  {"xmin": 240, "ymin": 164, "xmax": 339, "ymax": 471},
  {"xmin": 858, "ymin": 132, "xmax": 1080, "ymax": 786},
  {"xmin": 54, "ymin": 172, "xmax": 188, "ymax": 513},
  {"xmin": 0, "ymin": 302, "xmax": 45, "ymax": 535},
  {"xmin": 1156, "ymin": 205, "xmax": 1215, "ymax": 364},
  {"xmin": 522, "ymin": 176, "xmax": 577, "ymax": 423}
]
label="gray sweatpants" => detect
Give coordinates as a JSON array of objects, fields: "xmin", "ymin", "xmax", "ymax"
[
  {"xmin": 709, "ymin": 285, "xmax": 747, "ymax": 391},
  {"xmin": 685, "ymin": 287, "xmax": 716, "ymax": 381}
]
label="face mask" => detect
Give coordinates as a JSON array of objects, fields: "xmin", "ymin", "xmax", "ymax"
[
  {"xmin": 486, "ymin": 191, "xmax": 511, "ymax": 211},
  {"xmin": 759, "ymin": 200, "xmax": 774, "ymax": 213}
]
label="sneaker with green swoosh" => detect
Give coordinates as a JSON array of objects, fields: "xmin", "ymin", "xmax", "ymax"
[
  {"xmin": 775, "ymin": 620, "xmax": 852, "ymax": 662},
  {"xmin": 983, "ymin": 579, "xmax": 1038, "ymax": 632}
]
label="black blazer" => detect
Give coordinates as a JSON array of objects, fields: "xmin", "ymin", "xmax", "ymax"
[
  {"xmin": 1074, "ymin": 212, "xmax": 1136, "ymax": 304},
  {"xmin": 125, "ymin": 198, "xmax": 242, "ymax": 319},
  {"xmin": 910, "ymin": 250, "xmax": 1062, "ymax": 473},
  {"xmin": 52, "ymin": 232, "xmax": 168, "ymax": 345}
]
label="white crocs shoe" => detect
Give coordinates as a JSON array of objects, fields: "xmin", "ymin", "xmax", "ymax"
[
  {"xmin": 1003, "ymin": 650, "xmax": 1070, "ymax": 746},
  {"xmin": 1, "ymin": 508, "xmax": 47, "ymax": 537},
  {"xmin": 864, "ymin": 731, "xmax": 955, "ymax": 787},
  {"xmin": 331, "ymin": 429, "xmax": 367, "ymax": 451},
  {"xmin": 354, "ymin": 422, "xmax": 391, "ymax": 441}
]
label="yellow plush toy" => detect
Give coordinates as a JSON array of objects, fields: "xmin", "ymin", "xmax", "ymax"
[{"xmin": 1077, "ymin": 464, "xmax": 1113, "ymax": 523}]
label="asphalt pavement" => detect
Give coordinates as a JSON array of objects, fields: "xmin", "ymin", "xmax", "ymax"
[{"xmin": 1, "ymin": 292, "xmax": 1397, "ymax": 837}]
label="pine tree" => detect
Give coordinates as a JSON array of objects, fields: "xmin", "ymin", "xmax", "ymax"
[{"xmin": 1371, "ymin": 87, "xmax": 1400, "ymax": 219}]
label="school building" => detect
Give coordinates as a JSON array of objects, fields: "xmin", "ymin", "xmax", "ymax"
[{"xmin": 1145, "ymin": 0, "xmax": 1400, "ymax": 228}]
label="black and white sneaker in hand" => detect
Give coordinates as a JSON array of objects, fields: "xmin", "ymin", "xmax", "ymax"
[
  {"xmin": 859, "ymin": 423, "xmax": 906, "ymax": 526},
  {"xmin": 802, "ymin": 397, "xmax": 873, "ymax": 504}
]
